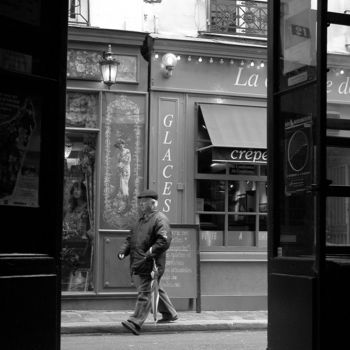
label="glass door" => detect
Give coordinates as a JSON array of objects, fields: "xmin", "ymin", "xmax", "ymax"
[
  {"xmin": 268, "ymin": 0, "xmax": 323, "ymax": 273},
  {"xmin": 267, "ymin": 1, "xmax": 328, "ymax": 349},
  {"xmin": 325, "ymin": 7, "xmax": 350, "ymax": 256},
  {"xmin": 322, "ymin": 8, "xmax": 350, "ymax": 349}
]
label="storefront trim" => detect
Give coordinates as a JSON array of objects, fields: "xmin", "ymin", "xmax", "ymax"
[
  {"xmin": 195, "ymin": 173, "xmax": 266, "ymax": 181},
  {"xmin": 68, "ymin": 86, "xmax": 149, "ymax": 95},
  {"xmin": 147, "ymin": 33, "xmax": 267, "ymax": 59},
  {"xmin": 200, "ymin": 251, "xmax": 267, "ymax": 262},
  {"xmin": 65, "ymin": 127, "xmax": 100, "ymax": 132},
  {"xmin": 150, "ymin": 86, "xmax": 267, "ymax": 98},
  {"xmin": 98, "ymin": 229, "xmax": 132, "ymax": 232}
]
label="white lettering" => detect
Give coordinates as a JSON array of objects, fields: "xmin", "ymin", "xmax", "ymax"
[
  {"xmin": 253, "ymin": 150, "xmax": 262, "ymax": 162},
  {"xmin": 162, "ymin": 148, "xmax": 171, "ymax": 161},
  {"xmin": 248, "ymin": 74, "xmax": 259, "ymax": 87},
  {"xmin": 163, "ymin": 181, "xmax": 172, "ymax": 195},
  {"xmin": 339, "ymin": 77, "xmax": 350, "ymax": 95},
  {"xmin": 160, "ymin": 113, "xmax": 175, "ymax": 215},
  {"xmin": 234, "ymin": 67, "xmax": 247, "ymax": 86},
  {"xmin": 327, "ymin": 80, "xmax": 333, "ymax": 94},
  {"xmin": 163, "ymin": 130, "xmax": 172, "ymax": 144},
  {"xmin": 163, "ymin": 198, "xmax": 171, "ymax": 212},
  {"xmin": 245, "ymin": 150, "xmax": 253, "ymax": 159},
  {"xmin": 239, "ymin": 149, "xmax": 246, "ymax": 158},
  {"xmin": 162, "ymin": 165, "xmax": 173, "ymax": 178},
  {"xmin": 163, "ymin": 114, "xmax": 174, "ymax": 127},
  {"xmin": 231, "ymin": 150, "xmax": 239, "ymax": 159},
  {"xmin": 262, "ymin": 151, "xmax": 267, "ymax": 161},
  {"xmin": 230, "ymin": 149, "xmax": 268, "ymax": 163}
]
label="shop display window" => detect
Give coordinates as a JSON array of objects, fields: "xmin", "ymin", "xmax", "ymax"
[
  {"xmin": 196, "ymin": 105, "xmax": 267, "ymax": 249},
  {"xmin": 197, "ymin": 180, "xmax": 225, "ymax": 211},
  {"xmin": 196, "ymin": 164, "xmax": 267, "ymax": 249},
  {"xmin": 199, "ymin": 214, "xmax": 224, "ymax": 247},
  {"xmin": 62, "ymin": 131, "xmax": 97, "ymax": 292}
]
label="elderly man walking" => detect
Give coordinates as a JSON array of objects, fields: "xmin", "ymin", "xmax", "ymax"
[{"xmin": 117, "ymin": 189, "xmax": 178, "ymax": 335}]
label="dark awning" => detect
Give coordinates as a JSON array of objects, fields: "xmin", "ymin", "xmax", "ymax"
[{"xmin": 198, "ymin": 104, "xmax": 267, "ymax": 164}]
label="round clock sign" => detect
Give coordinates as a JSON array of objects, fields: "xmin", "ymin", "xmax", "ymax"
[{"xmin": 287, "ymin": 129, "xmax": 309, "ymax": 172}]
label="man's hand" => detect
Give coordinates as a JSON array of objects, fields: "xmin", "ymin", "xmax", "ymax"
[
  {"xmin": 145, "ymin": 248, "xmax": 153, "ymax": 261},
  {"xmin": 118, "ymin": 253, "xmax": 125, "ymax": 260}
]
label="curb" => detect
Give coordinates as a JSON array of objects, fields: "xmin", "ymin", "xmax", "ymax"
[{"xmin": 61, "ymin": 320, "xmax": 267, "ymax": 335}]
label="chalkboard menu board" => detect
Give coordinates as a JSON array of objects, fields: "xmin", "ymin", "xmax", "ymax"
[{"xmin": 162, "ymin": 224, "xmax": 200, "ymax": 310}]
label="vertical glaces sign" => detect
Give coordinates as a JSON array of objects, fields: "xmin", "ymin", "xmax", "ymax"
[
  {"xmin": 0, "ymin": 92, "xmax": 41, "ymax": 207},
  {"xmin": 285, "ymin": 114, "xmax": 313, "ymax": 195},
  {"xmin": 159, "ymin": 113, "xmax": 176, "ymax": 214},
  {"xmin": 157, "ymin": 99, "xmax": 178, "ymax": 222}
]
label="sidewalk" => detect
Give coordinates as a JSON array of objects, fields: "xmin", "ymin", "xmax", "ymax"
[{"xmin": 61, "ymin": 310, "xmax": 267, "ymax": 335}]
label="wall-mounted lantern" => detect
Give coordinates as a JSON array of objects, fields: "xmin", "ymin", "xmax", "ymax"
[
  {"xmin": 161, "ymin": 53, "xmax": 178, "ymax": 78},
  {"xmin": 99, "ymin": 44, "xmax": 120, "ymax": 89}
]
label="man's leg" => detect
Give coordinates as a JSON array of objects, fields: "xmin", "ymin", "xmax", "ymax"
[
  {"xmin": 128, "ymin": 274, "xmax": 152, "ymax": 329},
  {"xmin": 157, "ymin": 278, "xmax": 177, "ymax": 320}
]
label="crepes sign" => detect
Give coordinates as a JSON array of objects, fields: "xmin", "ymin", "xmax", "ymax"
[{"xmin": 212, "ymin": 147, "xmax": 267, "ymax": 164}]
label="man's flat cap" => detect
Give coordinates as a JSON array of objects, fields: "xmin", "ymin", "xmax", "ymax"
[{"xmin": 137, "ymin": 189, "xmax": 158, "ymax": 200}]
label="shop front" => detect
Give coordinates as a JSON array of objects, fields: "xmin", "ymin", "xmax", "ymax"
[
  {"xmin": 62, "ymin": 28, "xmax": 350, "ymax": 311},
  {"xmin": 62, "ymin": 27, "xmax": 149, "ymax": 309},
  {"xmin": 146, "ymin": 35, "xmax": 269, "ymax": 310}
]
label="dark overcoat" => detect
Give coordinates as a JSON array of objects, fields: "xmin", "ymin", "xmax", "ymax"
[{"xmin": 119, "ymin": 210, "xmax": 172, "ymax": 276}]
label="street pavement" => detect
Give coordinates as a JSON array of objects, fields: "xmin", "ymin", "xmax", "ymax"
[
  {"xmin": 61, "ymin": 310, "xmax": 267, "ymax": 335},
  {"xmin": 62, "ymin": 331, "xmax": 267, "ymax": 350}
]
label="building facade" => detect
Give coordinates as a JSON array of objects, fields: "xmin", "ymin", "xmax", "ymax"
[{"xmin": 62, "ymin": 0, "xmax": 350, "ymax": 311}]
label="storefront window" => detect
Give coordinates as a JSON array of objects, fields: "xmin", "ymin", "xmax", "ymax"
[
  {"xmin": 196, "ymin": 163, "xmax": 267, "ymax": 249},
  {"xmin": 199, "ymin": 214, "xmax": 224, "ymax": 247},
  {"xmin": 196, "ymin": 108, "xmax": 267, "ymax": 249},
  {"xmin": 62, "ymin": 131, "xmax": 96, "ymax": 292},
  {"xmin": 198, "ymin": 149, "xmax": 226, "ymax": 174},
  {"xmin": 197, "ymin": 180, "xmax": 225, "ymax": 211}
]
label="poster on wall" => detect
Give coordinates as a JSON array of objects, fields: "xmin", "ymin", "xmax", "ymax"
[
  {"xmin": 285, "ymin": 114, "xmax": 313, "ymax": 195},
  {"xmin": 100, "ymin": 94, "xmax": 145, "ymax": 230},
  {"xmin": 0, "ymin": 91, "xmax": 41, "ymax": 207}
]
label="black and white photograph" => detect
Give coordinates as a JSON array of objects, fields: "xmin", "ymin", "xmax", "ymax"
[{"xmin": 1, "ymin": 1, "xmax": 350, "ymax": 350}]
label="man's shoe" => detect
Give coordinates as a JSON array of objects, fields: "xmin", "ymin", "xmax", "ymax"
[
  {"xmin": 121, "ymin": 320, "xmax": 140, "ymax": 335},
  {"xmin": 156, "ymin": 315, "xmax": 178, "ymax": 323}
]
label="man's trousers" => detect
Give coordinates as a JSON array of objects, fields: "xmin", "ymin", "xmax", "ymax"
[{"xmin": 128, "ymin": 273, "xmax": 177, "ymax": 329}]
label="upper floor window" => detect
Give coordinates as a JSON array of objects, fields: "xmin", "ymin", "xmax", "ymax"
[
  {"xmin": 208, "ymin": 0, "xmax": 267, "ymax": 38},
  {"xmin": 68, "ymin": 0, "xmax": 90, "ymax": 26}
]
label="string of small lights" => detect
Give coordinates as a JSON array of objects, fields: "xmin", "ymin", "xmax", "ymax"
[
  {"xmin": 153, "ymin": 53, "xmax": 266, "ymax": 69},
  {"xmin": 153, "ymin": 53, "xmax": 348, "ymax": 74}
]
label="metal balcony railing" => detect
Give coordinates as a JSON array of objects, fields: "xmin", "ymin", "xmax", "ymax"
[
  {"xmin": 68, "ymin": 0, "xmax": 90, "ymax": 26},
  {"xmin": 208, "ymin": 0, "xmax": 267, "ymax": 37}
]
